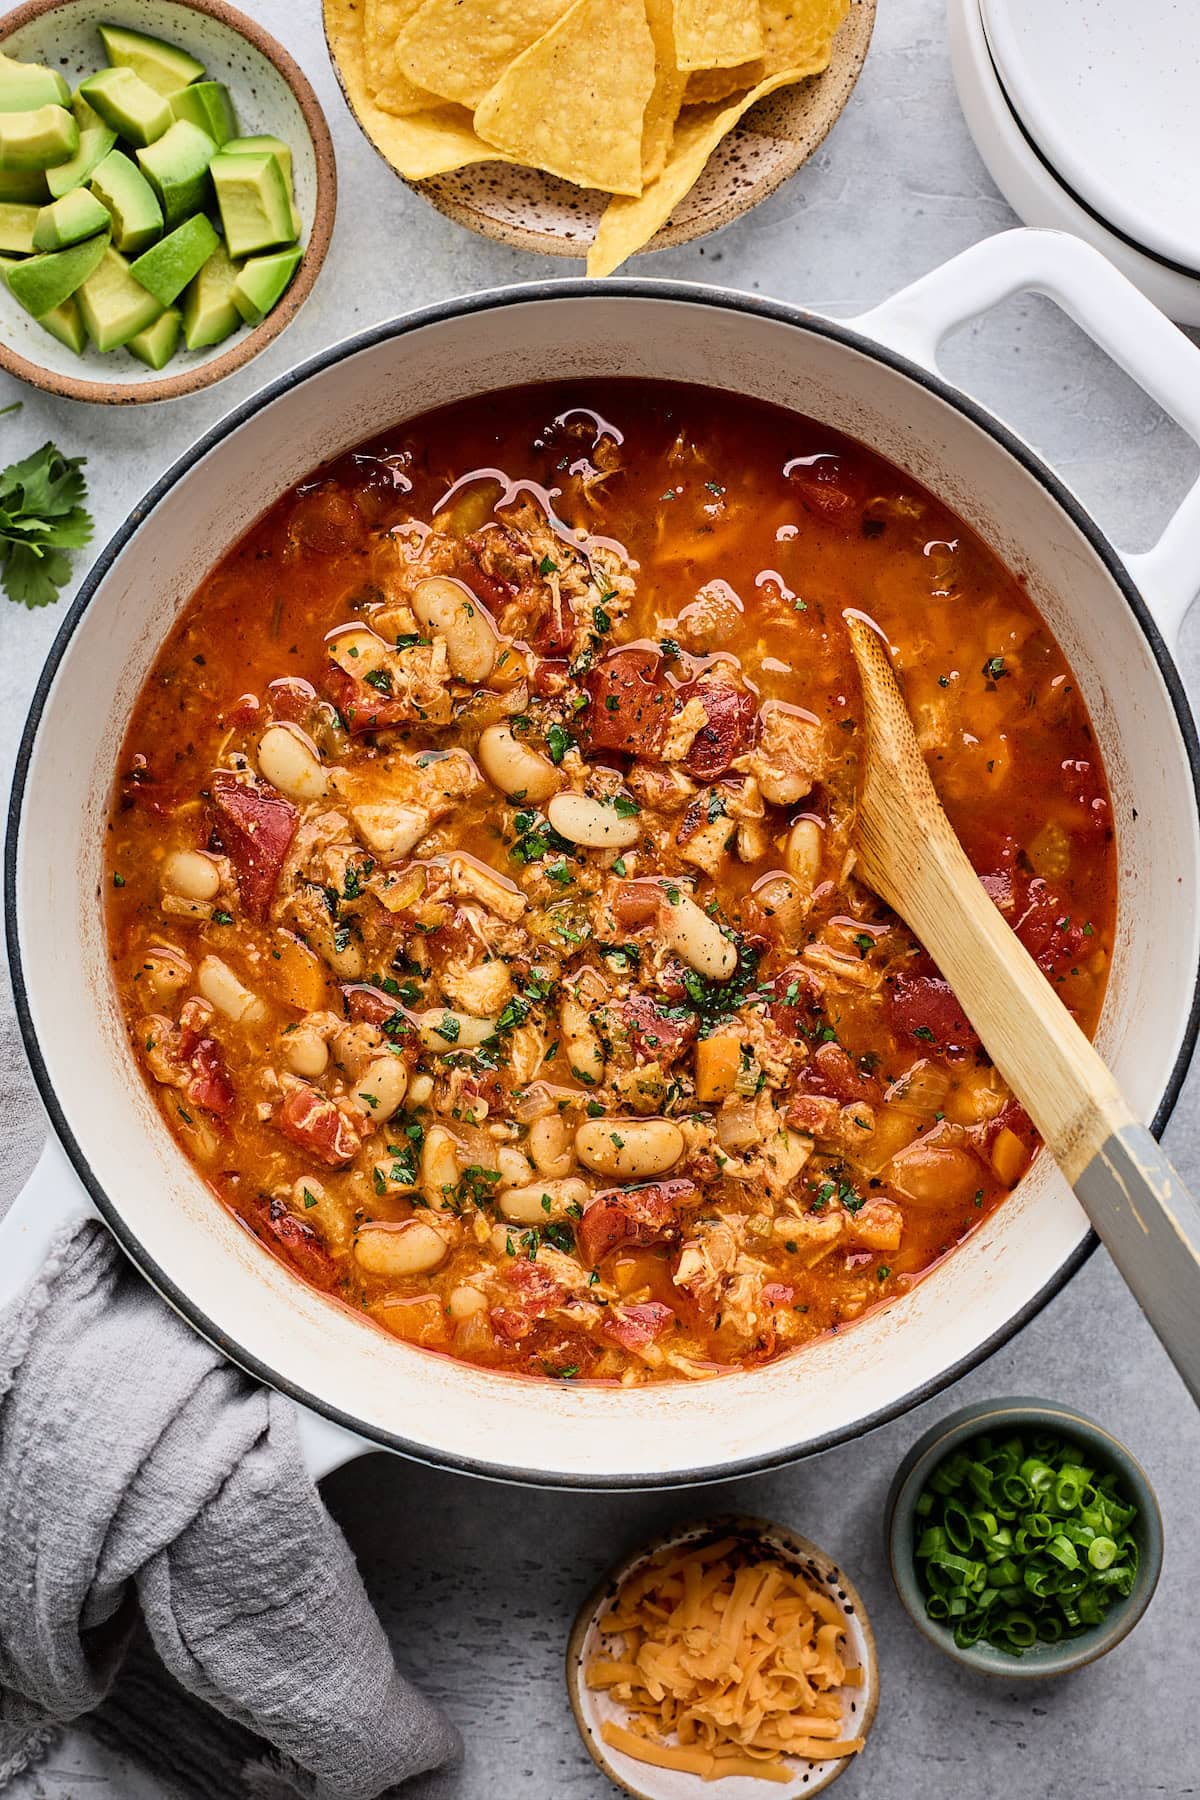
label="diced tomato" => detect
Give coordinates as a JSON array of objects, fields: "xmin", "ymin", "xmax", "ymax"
[
  {"xmin": 673, "ymin": 679, "xmax": 757, "ymax": 780},
  {"xmin": 530, "ymin": 657, "xmax": 570, "ymax": 697},
  {"xmin": 277, "ymin": 1084, "xmax": 362, "ymax": 1167},
  {"xmin": 224, "ymin": 693, "xmax": 260, "ymax": 728},
  {"xmin": 889, "ymin": 971, "xmax": 981, "ymax": 1057},
  {"xmin": 321, "ymin": 660, "xmax": 413, "ymax": 736},
  {"xmin": 784, "ymin": 452, "xmax": 867, "ymax": 527},
  {"xmin": 578, "ymin": 1178, "xmax": 694, "ymax": 1265},
  {"xmin": 603, "ymin": 1301, "xmax": 675, "ymax": 1351},
  {"xmin": 980, "ymin": 868, "xmax": 1014, "ymax": 914},
  {"xmin": 186, "ymin": 1038, "xmax": 235, "ymax": 1118},
  {"xmin": 268, "ymin": 676, "xmax": 320, "ymax": 726},
  {"xmin": 1013, "ymin": 877, "xmax": 1085, "ymax": 972},
  {"xmin": 603, "ymin": 992, "xmax": 698, "ymax": 1066},
  {"xmin": 583, "ymin": 649, "xmax": 671, "ymax": 756},
  {"xmin": 796, "ymin": 1041, "xmax": 879, "ymax": 1104},
  {"xmin": 611, "ymin": 879, "xmax": 663, "ymax": 927},
  {"xmin": 262, "ymin": 1197, "xmax": 338, "ymax": 1290},
  {"xmin": 210, "ymin": 773, "xmax": 297, "ymax": 922},
  {"xmin": 785, "ymin": 1093, "xmax": 840, "ymax": 1136},
  {"xmin": 766, "ymin": 961, "xmax": 821, "ymax": 1036},
  {"xmin": 491, "ymin": 1256, "xmax": 565, "ymax": 1340}
]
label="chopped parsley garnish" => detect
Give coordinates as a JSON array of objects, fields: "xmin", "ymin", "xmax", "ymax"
[
  {"xmin": 363, "ymin": 667, "xmax": 393, "ymax": 695},
  {"xmin": 538, "ymin": 554, "xmax": 558, "ymax": 576},
  {"xmin": 545, "ymin": 722, "xmax": 573, "ymax": 765},
  {"xmin": 982, "ymin": 654, "xmax": 1008, "ymax": 681}
]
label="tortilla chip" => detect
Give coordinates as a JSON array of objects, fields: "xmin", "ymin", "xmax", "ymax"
[
  {"xmin": 642, "ymin": 0, "xmax": 689, "ymax": 183},
  {"xmin": 587, "ymin": 62, "xmax": 820, "ymax": 276},
  {"xmin": 683, "ymin": 0, "xmax": 848, "ymax": 94},
  {"xmin": 364, "ymin": 0, "xmax": 437, "ymax": 115},
  {"xmin": 672, "ymin": 0, "xmax": 764, "ymax": 69},
  {"xmin": 394, "ymin": 0, "xmax": 576, "ymax": 110},
  {"xmin": 325, "ymin": 0, "xmax": 511, "ymax": 178},
  {"xmin": 683, "ymin": 64, "xmax": 754, "ymax": 103},
  {"xmin": 474, "ymin": 0, "xmax": 656, "ymax": 196}
]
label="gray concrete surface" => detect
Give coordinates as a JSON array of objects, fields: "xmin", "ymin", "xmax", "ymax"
[{"xmin": 2, "ymin": 0, "xmax": 1198, "ymax": 1794}]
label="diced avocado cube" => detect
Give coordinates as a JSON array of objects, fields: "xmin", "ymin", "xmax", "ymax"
[
  {"xmin": 136, "ymin": 119, "xmax": 214, "ymax": 228},
  {"xmin": 78, "ymin": 68, "xmax": 171, "ymax": 147},
  {"xmin": 0, "ymin": 165, "xmax": 47, "ymax": 201},
  {"xmin": 34, "ymin": 186, "xmax": 111, "ymax": 251},
  {"xmin": 231, "ymin": 244, "xmax": 302, "ymax": 326},
  {"xmin": 130, "ymin": 210, "xmax": 217, "ymax": 306},
  {"xmin": 47, "ymin": 123, "xmax": 117, "ymax": 197},
  {"xmin": 182, "ymin": 237, "xmax": 240, "ymax": 349},
  {"xmin": 0, "ymin": 199, "xmax": 38, "ymax": 253},
  {"xmin": 0, "ymin": 105, "xmax": 79, "ymax": 172},
  {"xmin": 127, "ymin": 303, "xmax": 180, "ymax": 369},
  {"xmin": 72, "ymin": 87, "xmax": 105, "ymax": 130},
  {"xmin": 76, "ymin": 244, "xmax": 162, "ymax": 350},
  {"xmin": 89, "ymin": 149, "xmax": 162, "ymax": 254},
  {"xmin": 0, "ymin": 52, "xmax": 70, "ymax": 113},
  {"xmin": 223, "ymin": 133, "xmax": 300, "ymax": 237},
  {"xmin": 209, "ymin": 150, "xmax": 292, "ymax": 259},
  {"xmin": 6, "ymin": 229, "xmax": 108, "ymax": 316},
  {"xmin": 169, "ymin": 80, "xmax": 236, "ymax": 147},
  {"xmin": 39, "ymin": 292, "xmax": 87, "ymax": 355},
  {"xmin": 98, "ymin": 23, "xmax": 205, "ymax": 97}
]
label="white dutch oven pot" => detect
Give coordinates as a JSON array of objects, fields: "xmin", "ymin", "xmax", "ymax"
[{"xmin": 5, "ymin": 228, "xmax": 1200, "ymax": 1487}]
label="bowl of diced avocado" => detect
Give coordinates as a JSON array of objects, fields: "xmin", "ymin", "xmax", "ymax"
[{"xmin": 0, "ymin": 0, "xmax": 335, "ymax": 400}]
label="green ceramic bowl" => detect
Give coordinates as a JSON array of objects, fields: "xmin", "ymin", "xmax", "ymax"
[{"xmin": 886, "ymin": 1396, "xmax": 1163, "ymax": 1678}]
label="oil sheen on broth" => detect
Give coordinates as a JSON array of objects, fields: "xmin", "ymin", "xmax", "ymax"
[{"xmin": 105, "ymin": 382, "xmax": 1116, "ymax": 1385}]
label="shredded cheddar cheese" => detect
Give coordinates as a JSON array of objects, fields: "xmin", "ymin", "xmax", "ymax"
[{"xmin": 586, "ymin": 1534, "xmax": 865, "ymax": 1782}]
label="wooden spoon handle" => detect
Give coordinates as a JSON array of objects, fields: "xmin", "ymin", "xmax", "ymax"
[
  {"xmin": 1076, "ymin": 1126, "xmax": 1200, "ymax": 1402},
  {"xmin": 846, "ymin": 613, "xmax": 1200, "ymax": 1400}
]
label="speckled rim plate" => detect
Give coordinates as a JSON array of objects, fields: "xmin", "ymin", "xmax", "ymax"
[
  {"xmin": 567, "ymin": 1515, "xmax": 879, "ymax": 1797},
  {"xmin": 322, "ymin": 0, "xmax": 875, "ymax": 262},
  {"xmin": 0, "ymin": 0, "xmax": 336, "ymax": 403}
]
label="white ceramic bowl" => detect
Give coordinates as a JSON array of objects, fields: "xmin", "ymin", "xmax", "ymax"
[
  {"xmin": 947, "ymin": 0, "xmax": 1200, "ymax": 326},
  {"xmin": 0, "ymin": 0, "xmax": 336, "ymax": 402},
  {"xmin": 5, "ymin": 228, "xmax": 1200, "ymax": 1486},
  {"xmin": 566, "ymin": 1516, "xmax": 879, "ymax": 1799}
]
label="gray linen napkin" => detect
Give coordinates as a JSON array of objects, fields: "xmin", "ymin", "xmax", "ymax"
[{"xmin": 0, "ymin": 1213, "xmax": 460, "ymax": 1799}]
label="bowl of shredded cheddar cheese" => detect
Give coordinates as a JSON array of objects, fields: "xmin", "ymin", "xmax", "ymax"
[{"xmin": 567, "ymin": 1516, "xmax": 879, "ymax": 1796}]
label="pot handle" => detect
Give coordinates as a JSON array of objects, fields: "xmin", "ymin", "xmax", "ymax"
[
  {"xmin": 851, "ymin": 227, "xmax": 1200, "ymax": 647},
  {"xmin": 0, "ymin": 1137, "xmax": 368, "ymax": 1482},
  {"xmin": 0, "ymin": 1134, "xmax": 96, "ymax": 1317}
]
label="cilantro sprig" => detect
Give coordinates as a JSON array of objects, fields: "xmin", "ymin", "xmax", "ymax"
[{"xmin": 0, "ymin": 431, "xmax": 93, "ymax": 609}]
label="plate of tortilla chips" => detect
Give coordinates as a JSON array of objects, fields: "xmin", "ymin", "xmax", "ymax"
[{"xmin": 323, "ymin": 0, "xmax": 874, "ymax": 275}]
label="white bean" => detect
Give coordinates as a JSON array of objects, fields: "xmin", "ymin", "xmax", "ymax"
[
  {"xmin": 560, "ymin": 997, "xmax": 605, "ymax": 1085},
  {"xmin": 547, "ymin": 791, "xmax": 641, "ymax": 850},
  {"xmin": 785, "ymin": 818, "xmax": 823, "ymax": 893},
  {"xmin": 258, "ymin": 723, "xmax": 327, "ymax": 801},
  {"xmin": 497, "ymin": 1144, "xmax": 535, "ymax": 1186},
  {"xmin": 498, "ymin": 1176, "xmax": 591, "ymax": 1224},
  {"xmin": 412, "ymin": 576, "xmax": 497, "ymax": 682},
  {"xmin": 421, "ymin": 1124, "xmax": 461, "ymax": 1207},
  {"xmin": 354, "ymin": 1220, "xmax": 448, "ymax": 1277},
  {"xmin": 575, "ymin": 1117, "xmax": 684, "ymax": 1180},
  {"xmin": 407, "ymin": 1072, "xmax": 434, "ymax": 1107},
  {"xmin": 162, "ymin": 849, "xmax": 220, "ymax": 902},
  {"xmin": 283, "ymin": 1026, "xmax": 329, "ymax": 1079},
  {"xmin": 353, "ymin": 1054, "xmax": 409, "ymax": 1123},
  {"xmin": 659, "ymin": 888, "xmax": 737, "ymax": 981},
  {"xmin": 413, "ymin": 1008, "xmax": 497, "ymax": 1051},
  {"xmin": 198, "ymin": 954, "xmax": 265, "ymax": 1024},
  {"xmin": 477, "ymin": 722, "xmax": 561, "ymax": 803},
  {"xmin": 529, "ymin": 1112, "xmax": 574, "ymax": 1179},
  {"xmin": 447, "ymin": 1284, "xmax": 487, "ymax": 1320}
]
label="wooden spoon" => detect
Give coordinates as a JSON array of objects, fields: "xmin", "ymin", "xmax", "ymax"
[{"xmin": 844, "ymin": 609, "xmax": 1200, "ymax": 1402}]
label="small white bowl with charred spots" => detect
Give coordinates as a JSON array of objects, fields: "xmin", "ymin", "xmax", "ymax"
[{"xmin": 5, "ymin": 226, "xmax": 1200, "ymax": 1485}]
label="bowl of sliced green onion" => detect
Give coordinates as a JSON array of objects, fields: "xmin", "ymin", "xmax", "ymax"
[{"xmin": 886, "ymin": 1398, "xmax": 1162, "ymax": 1677}]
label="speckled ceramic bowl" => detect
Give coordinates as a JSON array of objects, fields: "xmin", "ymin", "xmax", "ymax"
[
  {"xmin": 0, "ymin": 0, "xmax": 336, "ymax": 402},
  {"xmin": 886, "ymin": 1397, "xmax": 1164, "ymax": 1679},
  {"xmin": 567, "ymin": 1516, "xmax": 879, "ymax": 1799},
  {"xmin": 323, "ymin": 0, "xmax": 874, "ymax": 263}
]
